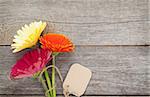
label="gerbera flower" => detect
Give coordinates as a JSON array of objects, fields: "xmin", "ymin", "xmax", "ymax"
[
  {"xmin": 10, "ymin": 48, "xmax": 52, "ymax": 79},
  {"xmin": 11, "ymin": 21, "xmax": 46, "ymax": 53},
  {"xmin": 40, "ymin": 33, "xmax": 74, "ymax": 52}
]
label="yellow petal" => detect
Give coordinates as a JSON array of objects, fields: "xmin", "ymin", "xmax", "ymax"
[{"xmin": 11, "ymin": 21, "xmax": 46, "ymax": 53}]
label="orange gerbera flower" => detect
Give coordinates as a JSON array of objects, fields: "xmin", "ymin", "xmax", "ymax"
[{"xmin": 40, "ymin": 33, "xmax": 74, "ymax": 52}]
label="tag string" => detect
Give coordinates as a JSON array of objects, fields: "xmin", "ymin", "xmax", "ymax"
[
  {"xmin": 63, "ymin": 85, "xmax": 70, "ymax": 97},
  {"xmin": 38, "ymin": 65, "xmax": 70, "ymax": 97},
  {"xmin": 39, "ymin": 65, "xmax": 63, "ymax": 82}
]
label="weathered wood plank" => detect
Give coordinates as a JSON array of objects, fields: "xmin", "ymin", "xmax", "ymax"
[
  {"xmin": 0, "ymin": 96, "xmax": 149, "ymax": 97},
  {"xmin": 0, "ymin": 95, "xmax": 149, "ymax": 97},
  {"xmin": 148, "ymin": 0, "xmax": 150, "ymax": 44},
  {"xmin": 0, "ymin": 46, "xmax": 149, "ymax": 95},
  {"xmin": 0, "ymin": 0, "xmax": 149, "ymax": 45}
]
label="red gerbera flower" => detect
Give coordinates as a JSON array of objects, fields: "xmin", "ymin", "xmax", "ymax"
[
  {"xmin": 10, "ymin": 48, "xmax": 52, "ymax": 79},
  {"xmin": 40, "ymin": 33, "xmax": 74, "ymax": 52}
]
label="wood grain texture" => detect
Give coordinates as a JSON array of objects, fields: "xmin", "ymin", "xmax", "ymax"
[
  {"xmin": 0, "ymin": 46, "xmax": 149, "ymax": 95},
  {"xmin": 0, "ymin": 0, "xmax": 149, "ymax": 45},
  {"xmin": 0, "ymin": 0, "xmax": 150, "ymax": 96},
  {"xmin": 148, "ymin": 0, "xmax": 150, "ymax": 44},
  {"xmin": 0, "ymin": 95, "xmax": 149, "ymax": 97}
]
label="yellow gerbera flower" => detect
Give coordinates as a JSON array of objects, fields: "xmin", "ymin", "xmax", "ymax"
[{"xmin": 11, "ymin": 21, "xmax": 46, "ymax": 53}]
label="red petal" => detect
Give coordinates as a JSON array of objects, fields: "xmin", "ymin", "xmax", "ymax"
[{"xmin": 10, "ymin": 48, "xmax": 52, "ymax": 79}]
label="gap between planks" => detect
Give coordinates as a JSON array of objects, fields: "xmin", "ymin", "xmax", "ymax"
[
  {"xmin": 0, "ymin": 94, "xmax": 149, "ymax": 97},
  {"xmin": 0, "ymin": 45, "xmax": 150, "ymax": 47}
]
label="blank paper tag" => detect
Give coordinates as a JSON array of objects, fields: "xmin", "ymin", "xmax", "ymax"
[{"xmin": 63, "ymin": 63, "xmax": 92, "ymax": 97}]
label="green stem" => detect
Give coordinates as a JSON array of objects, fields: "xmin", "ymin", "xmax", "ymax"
[
  {"xmin": 39, "ymin": 76, "xmax": 51, "ymax": 97},
  {"xmin": 44, "ymin": 69, "xmax": 53, "ymax": 96},
  {"xmin": 52, "ymin": 55, "xmax": 56, "ymax": 97}
]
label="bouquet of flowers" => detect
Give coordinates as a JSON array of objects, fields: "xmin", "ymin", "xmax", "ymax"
[{"xmin": 9, "ymin": 21, "xmax": 74, "ymax": 97}]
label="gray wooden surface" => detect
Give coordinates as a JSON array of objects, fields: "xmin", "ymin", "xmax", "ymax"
[
  {"xmin": 0, "ymin": 95, "xmax": 149, "ymax": 97},
  {"xmin": 0, "ymin": 0, "xmax": 150, "ymax": 97},
  {"xmin": 0, "ymin": 0, "xmax": 149, "ymax": 45}
]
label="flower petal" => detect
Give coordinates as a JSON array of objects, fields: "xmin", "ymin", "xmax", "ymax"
[
  {"xmin": 11, "ymin": 21, "xmax": 46, "ymax": 53},
  {"xmin": 10, "ymin": 48, "xmax": 52, "ymax": 79},
  {"xmin": 40, "ymin": 33, "xmax": 74, "ymax": 52}
]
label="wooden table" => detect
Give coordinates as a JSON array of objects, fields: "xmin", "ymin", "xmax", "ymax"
[{"xmin": 0, "ymin": 0, "xmax": 149, "ymax": 97}]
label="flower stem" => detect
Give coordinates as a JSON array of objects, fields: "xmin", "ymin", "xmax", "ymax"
[
  {"xmin": 52, "ymin": 54, "xmax": 56, "ymax": 97},
  {"xmin": 39, "ymin": 76, "xmax": 51, "ymax": 97},
  {"xmin": 44, "ymin": 69, "xmax": 53, "ymax": 96}
]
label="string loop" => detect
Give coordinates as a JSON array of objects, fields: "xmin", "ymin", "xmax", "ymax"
[
  {"xmin": 38, "ymin": 65, "xmax": 63, "ymax": 97},
  {"xmin": 63, "ymin": 85, "xmax": 70, "ymax": 97}
]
